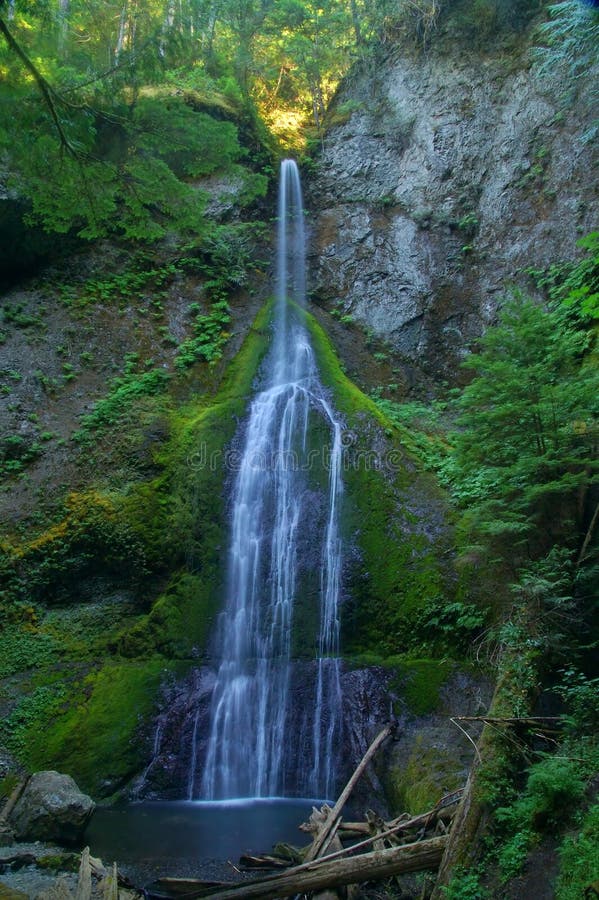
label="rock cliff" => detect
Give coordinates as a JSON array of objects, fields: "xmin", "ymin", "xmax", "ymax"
[{"xmin": 307, "ymin": 33, "xmax": 597, "ymax": 380}]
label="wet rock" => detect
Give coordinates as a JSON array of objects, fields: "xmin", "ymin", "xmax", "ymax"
[{"xmin": 8, "ymin": 773, "xmax": 95, "ymax": 846}]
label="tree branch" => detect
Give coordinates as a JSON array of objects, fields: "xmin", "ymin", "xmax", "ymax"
[{"xmin": 0, "ymin": 14, "xmax": 78, "ymax": 156}]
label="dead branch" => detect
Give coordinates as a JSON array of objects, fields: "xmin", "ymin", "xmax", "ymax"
[{"xmin": 304, "ymin": 724, "xmax": 394, "ymax": 862}]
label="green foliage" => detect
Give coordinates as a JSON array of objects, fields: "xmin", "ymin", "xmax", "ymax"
[
  {"xmin": 0, "ymin": 626, "xmax": 60, "ymax": 678},
  {"xmin": 175, "ymin": 300, "xmax": 232, "ymax": 368},
  {"xmin": 73, "ymin": 369, "xmax": 169, "ymax": 440},
  {"xmin": 556, "ymin": 804, "xmax": 599, "ymax": 900},
  {"xmin": 442, "ymin": 868, "xmax": 488, "ymax": 900},
  {"xmin": 528, "ymin": 232, "xmax": 599, "ymax": 326},
  {"xmin": 0, "ymin": 684, "xmax": 69, "ymax": 759},
  {"xmin": 133, "ymin": 96, "xmax": 242, "ymax": 179},
  {"xmin": 373, "ymin": 398, "xmax": 450, "ymax": 471},
  {"xmin": 535, "ymin": 2, "xmax": 599, "ymax": 89},
  {"xmin": 557, "ymin": 668, "xmax": 599, "ymax": 733},
  {"xmin": 62, "ymin": 261, "xmax": 181, "ymax": 309},
  {"xmin": 494, "ymin": 757, "xmax": 585, "ymax": 880},
  {"xmin": 442, "ymin": 294, "xmax": 599, "ymax": 545},
  {"xmin": 2, "ymin": 302, "xmax": 43, "ymax": 328},
  {"xmin": 2, "ymin": 39, "xmax": 252, "ymax": 240},
  {"xmin": 412, "ymin": 599, "xmax": 487, "ymax": 654}
]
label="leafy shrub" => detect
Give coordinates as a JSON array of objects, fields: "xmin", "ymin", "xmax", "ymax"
[
  {"xmin": 442, "ymin": 868, "xmax": 487, "ymax": 899},
  {"xmin": 175, "ymin": 300, "xmax": 231, "ymax": 369},
  {"xmin": 495, "ymin": 757, "xmax": 585, "ymax": 879},
  {"xmin": 0, "ymin": 627, "xmax": 60, "ymax": 678},
  {"xmin": 413, "ymin": 599, "xmax": 487, "ymax": 653},
  {"xmin": 0, "ymin": 685, "xmax": 69, "ymax": 758},
  {"xmin": 556, "ymin": 804, "xmax": 599, "ymax": 900},
  {"xmin": 558, "ymin": 668, "xmax": 599, "ymax": 733},
  {"xmin": 73, "ymin": 370, "xmax": 169, "ymax": 439}
]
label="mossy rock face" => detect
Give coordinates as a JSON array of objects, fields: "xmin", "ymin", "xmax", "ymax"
[
  {"xmin": 0, "ymin": 305, "xmax": 274, "ymax": 797},
  {"xmin": 3, "ymin": 491, "xmax": 148, "ymax": 606},
  {"xmin": 301, "ymin": 308, "xmax": 456, "ymax": 657},
  {"xmin": 385, "ymin": 734, "xmax": 463, "ymax": 815},
  {"xmin": 391, "ymin": 658, "xmax": 456, "ymax": 716},
  {"xmin": 117, "ymin": 571, "xmax": 219, "ymax": 658},
  {"xmin": 23, "ymin": 660, "xmax": 174, "ymax": 799}
]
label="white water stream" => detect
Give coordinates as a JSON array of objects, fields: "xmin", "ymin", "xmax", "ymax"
[{"xmin": 200, "ymin": 160, "xmax": 343, "ymax": 800}]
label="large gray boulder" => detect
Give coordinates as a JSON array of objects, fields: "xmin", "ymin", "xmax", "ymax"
[{"xmin": 8, "ymin": 771, "xmax": 95, "ymax": 845}]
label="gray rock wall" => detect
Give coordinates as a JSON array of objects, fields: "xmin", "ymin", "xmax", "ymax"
[{"xmin": 307, "ymin": 41, "xmax": 597, "ymax": 379}]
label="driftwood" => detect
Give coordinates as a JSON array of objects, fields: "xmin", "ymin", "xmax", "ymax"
[
  {"xmin": 0, "ymin": 777, "xmax": 28, "ymax": 824},
  {"xmin": 199, "ymin": 837, "xmax": 448, "ymax": 900},
  {"xmin": 145, "ymin": 879, "xmax": 231, "ymax": 899},
  {"xmin": 76, "ymin": 846, "xmax": 92, "ymax": 900},
  {"xmin": 303, "ymin": 724, "xmax": 394, "ymax": 862},
  {"xmin": 97, "ymin": 862, "xmax": 119, "ymax": 900},
  {"xmin": 302, "ymin": 791, "xmax": 462, "ymax": 868},
  {"xmin": 0, "ymin": 851, "xmax": 38, "ymax": 870},
  {"xmin": 238, "ymin": 853, "xmax": 292, "ymax": 870}
]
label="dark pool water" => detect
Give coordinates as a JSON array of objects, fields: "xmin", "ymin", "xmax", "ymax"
[{"xmin": 84, "ymin": 798, "xmax": 321, "ymax": 870}]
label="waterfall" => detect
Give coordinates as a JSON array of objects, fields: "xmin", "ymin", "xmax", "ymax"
[{"xmin": 200, "ymin": 160, "xmax": 343, "ymax": 801}]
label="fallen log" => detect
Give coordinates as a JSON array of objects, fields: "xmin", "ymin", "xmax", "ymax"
[
  {"xmin": 0, "ymin": 852, "xmax": 38, "ymax": 870},
  {"xmin": 200, "ymin": 836, "xmax": 447, "ymax": 900},
  {"xmin": 319, "ymin": 790, "xmax": 463, "ymax": 863},
  {"xmin": 145, "ymin": 878, "xmax": 231, "ymax": 899},
  {"xmin": 304, "ymin": 723, "xmax": 394, "ymax": 862}
]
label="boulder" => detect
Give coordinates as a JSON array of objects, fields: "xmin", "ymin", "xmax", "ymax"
[{"xmin": 8, "ymin": 772, "xmax": 95, "ymax": 845}]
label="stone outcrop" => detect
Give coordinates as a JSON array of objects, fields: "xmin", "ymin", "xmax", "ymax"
[
  {"xmin": 8, "ymin": 772, "xmax": 95, "ymax": 845},
  {"xmin": 307, "ymin": 34, "xmax": 598, "ymax": 379}
]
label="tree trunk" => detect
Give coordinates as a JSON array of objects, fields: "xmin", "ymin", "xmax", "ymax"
[{"xmin": 204, "ymin": 837, "xmax": 447, "ymax": 900}]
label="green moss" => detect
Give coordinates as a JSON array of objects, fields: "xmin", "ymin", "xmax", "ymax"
[
  {"xmin": 37, "ymin": 854, "xmax": 79, "ymax": 872},
  {"xmin": 3, "ymin": 491, "xmax": 148, "ymax": 606},
  {"xmin": 393, "ymin": 658, "xmax": 455, "ymax": 715},
  {"xmin": 295, "ymin": 309, "xmax": 454, "ymax": 657},
  {"xmin": 118, "ymin": 571, "xmax": 219, "ymax": 658},
  {"xmin": 386, "ymin": 735, "xmax": 463, "ymax": 815},
  {"xmin": 24, "ymin": 660, "xmax": 173, "ymax": 798}
]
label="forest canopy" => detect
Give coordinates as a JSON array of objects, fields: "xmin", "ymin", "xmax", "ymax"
[{"xmin": 0, "ymin": 0, "xmax": 596, "ymax": 239}]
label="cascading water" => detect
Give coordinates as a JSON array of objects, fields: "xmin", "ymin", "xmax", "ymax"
[{"xmin": 199, "ymin": 160, "xmax": 344, "ymax": 801}]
